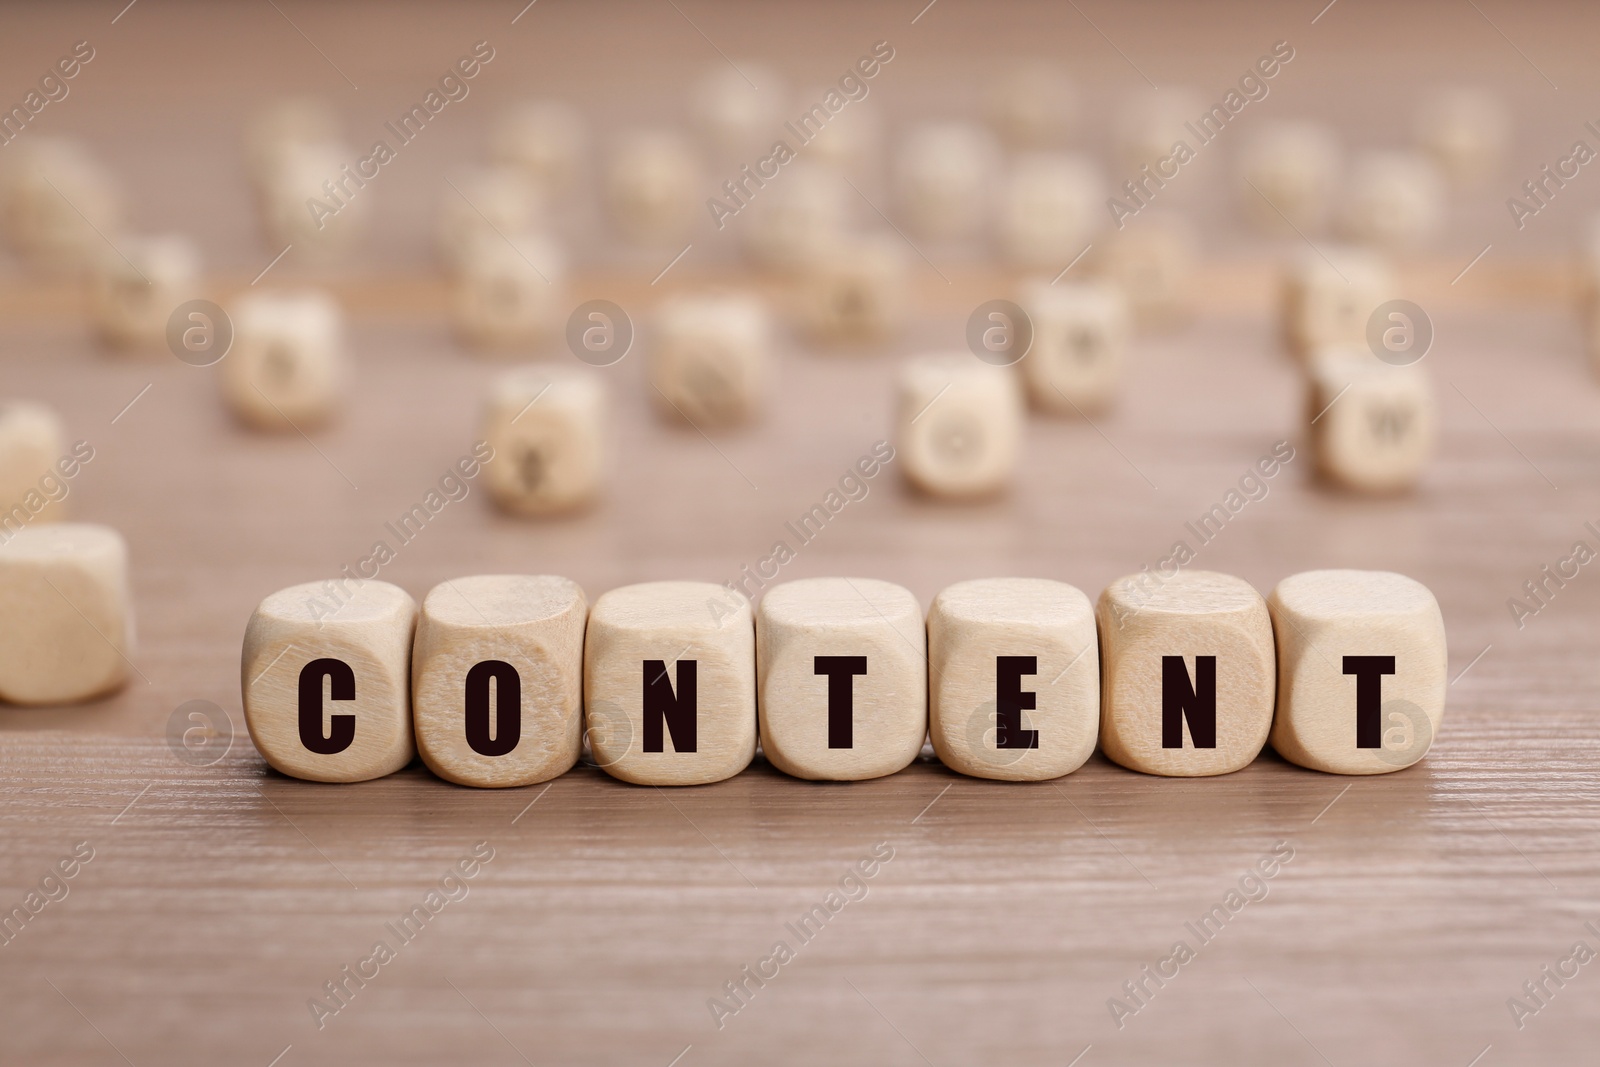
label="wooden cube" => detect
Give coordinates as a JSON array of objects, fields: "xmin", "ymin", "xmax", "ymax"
[
  {"xmin": 894, "ymin": 122, "xmax": 999, "ymax": 241},
  {"xmin": 741, "ymin": 161, "xmax": 849, "ymax": 272},
  {"xmin": 1415, "ymin": 86, "xmax": 1509, "ymax": 187},
  {"xmin": 1307, "ymin": 350, "xmax": 1435, "ymax": 493},
  {"xmin": 896, "ymin": 354, "xmax": 1023, "ymax": 498},
  {"xmin": 0, "ymin": 523, "xmax": 132, "ymax": 706},
  {"xmin": 1018, "ymin": 279, "xmax": 1130, "ymax": 413},
  {"xmin": 1238, "ymin": 121, "xmax": 1341, "ymax": 235},
  {"xmin": 255, "ymin": 141, "xmax": 365, "ymax": 262},
  {"xmin": 757, "ymin": 577, "xmax": 925, "ymax": 781},
  {"xmin": 480, "ymin": 366, "xmax": 605, "ymax": 516},
  {"xmin": 1096, "ymin": 570, "xmax": 1275, "ymax": 777},
  {"xmin": 90, "ymin": 234, "xmax": 201, "ymax": 351},
  {"xmin": 0, "ymin": 401, "xmax": 69, "ymax": 531},
  {"xmin": 927, "ymin": 578, "xmax": 1098, "ymax": 781},
  {"xmin": 0, "ymin": 137, "xmax": 122, "ymax": 273},
  {"xmin": 451, "ymin": 231, "xmax": 566, "ymax": 352},
  {"xmin": 999, "ymin": 152, "xmax": 1102, "ymax": 268},
  {"xmin": 605, "ymin": 130, "xmax": 700, "ymax": 244},
  {"xmin": 1114, "ymin": 88, "xmax": 1201, "ymax": 175},
  {"xmin": 649, "ymin": 293, "xmax": 770, "ymax": 427},
  {"xmin": 987, "ymin": 61, "xmax": 1076, "ymax": 149},
  {"xmin": 1341, "ymin": 151, "xmax": 1445, "ymax": 250},
  {"xmin": 1093, "ymin": 210, "xmax": 1197, "ymax": 328},
  {"xmin": 797, "ymin": 232, "xmax": 909, "ymax": 344},
  {"xmin": 690, "ymin": 62, "xmax": 784, "ymax": 157},
  {"xmin": 245, "ymin": 98, "xmax": 342, "ymax": 185},
  {"xmin": 584, "ymin": 581, "xmax": 755, "ymax": 785},
  {"xmin": 436, "ymin": 166, "xmax": 546, "ymax": 274},
  {"xmin": 412, "ymin": 575, "xmax": 586, "ymax": 788},
  {"xmin": 241, "ymin": 580, "xmax": 416, "ymax": 783},
  {"xmin": 489, "ymin": 100, "xmax": 587, "ymax": 195},
  {"xmin": 220, "ymin": 290, "xmax": 345, "ymax": 431},
  {"xmin": 1282, "ymin": 245, "xmax": 1393, "ymax": 359},
  {"xmin": 1268, "ymin": 570, "xmax": 1446, "ymax": 774}
]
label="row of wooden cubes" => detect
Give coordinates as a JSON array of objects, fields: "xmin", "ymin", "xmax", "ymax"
[{"xmin": 242, "ymin": 569, "xmax": 1446, "ymax": 787}]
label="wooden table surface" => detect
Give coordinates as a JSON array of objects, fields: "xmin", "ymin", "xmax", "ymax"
[{"xmin": 3, "ymin": 2, "xmax": 1600, "ymax": 1064}]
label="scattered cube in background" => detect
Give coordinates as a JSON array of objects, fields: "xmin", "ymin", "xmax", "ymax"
[
  {"xmin": 0, "ymin": 524, "xmax": 132, "ymax": 706},
  {"xmin": 1341, "ymin": 151, "xmax": 1445, "ymax": 251},
  {"xmin": 757, "ymin": 577, "xmax": 926, "ymax": 781},
  {"xmin": 451, "ymin": 231, "xmax": 566, "ymax": 352},
  {"xmin": 689, "ymin": 61, "xmax": 785, "ymax": 157},
  {"xmin": 436, "ymin": 166, "xmax": 546, "ymax": 274},
  {"xmin": 488, "ymin": 99, "xmax": 588, "ymax": 195},
  {"xmin": 796, "ymin": 231, "xmax": 908, "ymax": 344},
  {"xmin": 1018, "ymin": 279, "xmax": 1130, "ymax": 414},
  {"xmin": 649, "ymin": 293, "xmax": 770, "ymax": 427},
  {"xmin": 255, "ymin": 141, "xmax": 366, "ymax": 262},
  {"xmin": 999, "ymin": 152, "xmax": 1103, "ymax": 269},
  {"xmin": 0, "ymin": 137, "xmax": 122, "ymax": 274},
  {"xmin": 220, "ymin": 290, "xmax": 345, "ymax": 431},
  {"xmin": 894, "ymin": 121, "xmax": 999, "ymax": 241},
  {"xmin": 89, "ymin": 234, "xmax": 200, "ymax": 351},
  {"xmin": 241, "ymin": 580, "xmax": 416, "ymax": 783},
  {"xmin": 0, "ymin": 402, "xmax": 69, "ymax": 529},
  {"xmin": 1282, "ymin": 245, "xmax": 1393, "ymax": 359},
  {"xmin": 412, "ymin": 575, "xmax": 587, "ymax": 788},
  {"xmin": 1096, "ymin": 570, "xmax": 1275, "ymax": 777},
  {"xmin": 1092, "ymin": 210, "xmax": 1197, "ymax": 328},
  {"xmin": 928, "ymin": 577, "xmax": 1098, "ymax": 781},
  {"xmin": 584, "ymin": 581, "xmax": 755, "ymax": 786},
  {"xmin": 1114, "ymin": 87, "xmax": 1202, "ymax": 176},
  {"xmin": 481, "ymin": 366, "xmax": 605, "ymax": 516},
  {"xmin": 741, "ymin": 161, "xmax": 849, "ymax": 272},
  {"xmin": 605, "ymin": 130, "xmax": 700, "ymax": 244},
  {"xmin": 1415, "ymin": 86, "xmax": 1510, "ymax": 187},
  {"xmin": 986, "ymin": 61, "xmax": 1076, "ymax": 149},
  {"xmin": 896, "ymin": 353, "xmax": 1023, "ymax": 498},
  {"xmin": 1238, "ymin": 120, "xmax": 1341, "ymax": 235},
  {"xmin": 244, "ymin": 97, "xmax": 343, "ymax": 187},
  {"xmin": 1268, "ymin": 569, "xmax": 1447, "ymax": 774},
  {"xmin": 1307, "ymin": 349, "xmax": 1435, "ymax": 494}
]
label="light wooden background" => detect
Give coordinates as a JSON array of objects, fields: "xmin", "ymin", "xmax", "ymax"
[{"xmin": 2, "ymin": 1, "xmax": 1599, "ymax": 1064}]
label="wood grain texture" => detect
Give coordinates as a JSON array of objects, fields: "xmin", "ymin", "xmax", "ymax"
[{"xmin": 2, "ymin": 0, "xmax": 1600, "ymax": 1063}]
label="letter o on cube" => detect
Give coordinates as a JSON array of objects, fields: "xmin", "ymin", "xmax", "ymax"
[{"xmin": 241, "ymin": 580, "xmax": 417, "ymax": 782}]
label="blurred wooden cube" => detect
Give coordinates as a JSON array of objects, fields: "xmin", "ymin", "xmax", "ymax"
[
  {"xmin": 488, "ymin": 99, "xmax": 588, "ymax": 195},
  {"xmin": 0, "ymin": 401, "xmax": 69, "ymax": 530},
  {"xmin": 896, "ymin": 353, "xmax": 1023, "ymax": 498},
  {"xmin": 0, "ymin": 137, "xmax": 122, "ymax": 273},
  {"xmin": 986, "ymin": 61, "xmax": 1076, "ymax": 149},
  {"xmin": 1282, "ymin": 245, "xmax": 1393, "ymax": 359},
  {"xmin": 255, "ymin": 141, "xmax": 366, "ymax": 261},
  {"xmin": 412, "ymin": 574, "xmax": 587, "ymax": 788},
  {"xmin": 797, "ymin": 232, "xmax": 908, "ymax": 343},
  {"xmin": 90, "ymin": 234, "xmax": 200, "ymax": 351},
  {"xmin": 584, "ymin": 581, "xmax": 755, "ymax": 785},
  {"xmin": 999, "ymin": 152, "xmax": 1102, "ymax": 269},
  {"xmin": 605, "ymin": 130, "xmax": 700, "ymax": 244},
  {"xmin": 0, "ymin": 523, "xmax": 132, "ymax": 705},
  {"xmin": 1093, "ymin": 210, "xmax": 1197, "ymax": 328},
  {"xmin": 1268, "ymin": 569, "xmax": 1447, "ymax": 774},
  {"xmin": 437, "ymin": 166, "xmax": 546, "ymax": 274},
  {"xmin": 1307, "ymin": 349, "xmax": 1435, "ymax": 493},
  {"xmin": 1415, "ymin": 86, "xmax": 1510, "ymax": 187},
  {"xmin": 241, "ymin": 580, "xmax": 416, "ymax": 782},
  {"xmin": 1096, "ymin": 570, "xmax": 1275, "ymax": 777},
  {"xmin": 649, "ymin": 293, "xmax": 770, "ymax": 427},
  {"xmin": 894, "ymin": 121, "xmax": 998, "ymax": 241},
  {"xmin": 1018, "ymin": 279, "xmax": 1129, "ymax": 413},
  {"xmin": 1341, "ymin": 151, "xmax": 1445, "ymax": 250},
  {"xmin": 480, "ymin": 366, "xmax": 605, "ymax": 516},
  {"xmin": 451, "ymin": 231, "xmax": 566, "ymax": 351},
  {"xmin": 928, "ymin": 577, "xmax": 1098, "ymax": 781},
  {"xmin": 1238, "ymin": 120, "xmax": 1341, "ymax": 235},
  {"xmin": 690, "ymin": 61, "xmax": 784, "ymax": 157},
  {"xmin": 220, "ymin": 290, "xmax": 344, "ymax": 431},
  {"xmin": 757, "ymin": 577, "xmax": 926, "ymax": 781},
  {"xmin": 741, "ymin": 161, "xmax": 848, "ymax": 272},
  {"xmin": 1114, "ymin": 87, "xmax": 1201, "ymax": 176}
]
